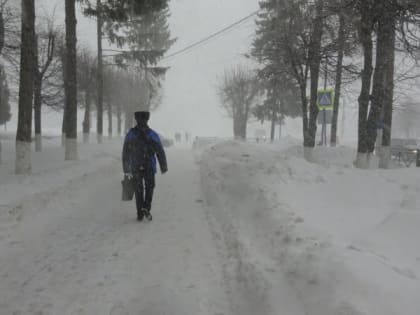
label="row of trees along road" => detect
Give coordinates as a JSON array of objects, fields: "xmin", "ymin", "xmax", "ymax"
[
  {"xmin": 220, "ymin": 0, "xmax": 420, "ymax": 169},
  {"xmin": 0, "ymin": 0, "xmax": 173, "ymax": 174}
]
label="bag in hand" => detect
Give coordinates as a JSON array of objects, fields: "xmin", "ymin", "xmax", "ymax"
[{"xmin": 121, "ymin": 175, "xmax": 135, "ymax": 201}]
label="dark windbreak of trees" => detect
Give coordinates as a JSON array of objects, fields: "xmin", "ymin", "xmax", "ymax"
[{"xmin": 252, "ymin": 0, "xmax": 420, "ymax": 167}]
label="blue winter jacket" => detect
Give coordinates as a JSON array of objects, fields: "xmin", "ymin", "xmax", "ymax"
[{"xmin": 122, "ymin": 125, "xmax": 168, "ymax": 174}]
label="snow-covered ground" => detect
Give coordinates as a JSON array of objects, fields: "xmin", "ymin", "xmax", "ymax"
[
  {"xmin": 199, "ymin": 139, "xmax": 420, "ymax": 315},
  {"xmin": 0, "ymin": 136, "xmax": 419, "ymax": 314},
  {"xmin": 0, "ymin": 137, "xmax": 231, "ymax": 315}
]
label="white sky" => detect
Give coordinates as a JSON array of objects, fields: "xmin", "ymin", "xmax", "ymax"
[{"xmin": 35, "ymin": 0, "xmax": 262, "ymax": 138}]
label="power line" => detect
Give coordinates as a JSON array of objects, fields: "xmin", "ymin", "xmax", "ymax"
[
  {"xmin": 163, "ymin": 10, "xmax": 258, "ymax": 60},
  {"xmin": 162, "ymin": 10, "xmax": 259, "ymax": 61},
  {"xmin": 165, "ymin": 19, "xmax": 255, "ymax": 61}
]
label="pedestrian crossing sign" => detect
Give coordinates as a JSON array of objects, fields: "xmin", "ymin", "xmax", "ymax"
[{"xmin": 317, "ymin": 89, "xmax": 334, "ymax": 110}]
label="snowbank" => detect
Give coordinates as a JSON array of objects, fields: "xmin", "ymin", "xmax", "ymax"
[
  {"xmin": 0, "ymin": 137, "xmax": 122, "ymax": 227},
  {"xmin": 199, "ymin": 140, "xmax": 420, "ymax": 315}
]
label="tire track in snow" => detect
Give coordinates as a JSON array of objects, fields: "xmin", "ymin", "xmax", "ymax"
[{"xmin": 199, "ymin": 150, "xmax": 306, "ymax": 315}]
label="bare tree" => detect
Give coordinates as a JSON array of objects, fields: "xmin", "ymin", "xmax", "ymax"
[
  {"xmin": 81, "ymin": 0, "xmax": 172, "ymax": 143},
  {"xmin": 34, "ymin": 20, "xmax": 57, "ymax": 152},
  {"xmin": 78, "ymin": 47, "xmax": 96, "ymax": 143},
  {"xmin": 218, "ymin": 65, "xmax": 260, "ymax": 140},
  {"xmin": 1, "ymin": 0, "xmax": 20, "ymax": 67}
]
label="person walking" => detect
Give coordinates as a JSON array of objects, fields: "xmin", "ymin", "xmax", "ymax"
[{"xmin": 122, "ymin": 111, "xmax": 168, "ymax": 221}]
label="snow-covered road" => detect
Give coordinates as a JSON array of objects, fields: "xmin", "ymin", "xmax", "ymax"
[{"xmin": 0, "ymin": 147, "xmax": 231, "ymax": 315}]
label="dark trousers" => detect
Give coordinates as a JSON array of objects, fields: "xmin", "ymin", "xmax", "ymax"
[{"xmin": 133, "ymin": 169, "xmax": 155, "ymax": 213}]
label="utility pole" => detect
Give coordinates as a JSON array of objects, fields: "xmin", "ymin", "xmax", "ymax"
[{"xmin": 96, "ymin": 0, "xmax": 103, "ymax": 143}]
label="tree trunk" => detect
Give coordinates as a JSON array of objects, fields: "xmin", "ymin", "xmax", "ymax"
[
  {"xmin": 366, "ymin": 16, "xmax": 387, "ymax": 155},
  {"xmin": 379, "ymin": 11, "xmax": 396, "ymax": 169},
  {"xmin": 64, "ymin": 0, "xmax": 78, "ymax": 160},
  {"xmin": 124, "ymin": 109, "xmax": 133, "ymax": 134},
  {"xmin": 305, "ymin": 0, "xmax": 324, "ymax": 152},
  {"xmin": 96, "ymin": 0, "xmax": 104, "ymax": 144},
  {"xmin": 0, "ymin": 9, "xmax": 4, "ymax": 54},
  {"xmin": 60, "ymin": 41, "xmax": 67, "ymax": 147},
  {"xmin": 233, "ymin": 116, "xmax": 239, "ymax": 139},
  {"xmin": 62, "ymin": 106, "xmax": 67, "ymax": 147},
  {"xmin": 117, "ymin": 103, "xmax": 122, "ymax": 136},
  {"xmin": 16, "ymin": 0, "xmax": 36, "ymax": 174},
  {"xmin": 34, "ymin": 76, "xmax": 42, "ymax": 152},
  {"xmin": 239, "ymin": 117, "xmax": 247, "ymax": 139},
  {"xmin": 355, "ymin": 2, "xmax": 374, "ymax": 169},
  {"xmin": 279, "ymin": 120, "xmax": 282, "ymax": 139},
  {"xmin": 107, "ymin": 101, "xmax": 112, "ymax": 139},
  {"xmin": 82, "ymin": 91, "xmax": 91, "ymax": 143},
  {"xmin": 270, "ymin": 108, "xmax": 276, "ymax": 143},
  {"xmin": 330, "ymin": 11, "xmax": 345, "ymax": 147},
  {"xmin": 34, "ymin": 34, "xmax": 42, "ymax": 152},
  {"xmin": 33, "ymin": 32, "xmax": 54, "ymax": 152},
  {"xmin": 300, "ymin": 84, "xmax": 309, "ymax": 146},
  {"xmin": 233, "ymin": 114, "xmax": 246, "ymax": 140},
  {"xmin": 0, "ymin": 12, "xmax": 3, "ymax": 165}
]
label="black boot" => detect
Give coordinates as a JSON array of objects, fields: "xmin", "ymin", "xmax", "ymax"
[
  {"xmin": 143, "ymin": 208, "xmax": 152, "ymax": 221},
  {"xmin": 137, "ymin": 210, "xmax": 144, "ymax": 221}
]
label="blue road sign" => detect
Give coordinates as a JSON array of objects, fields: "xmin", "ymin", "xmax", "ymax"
[{"xmin": 317, "ymin": 89, "xmax": 334, "ymax": 110}]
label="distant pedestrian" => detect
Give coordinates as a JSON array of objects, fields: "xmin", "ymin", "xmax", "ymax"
[
  {"xmin": 122, "ymin": 111, "xmax": 168, "ymax": 221},
  {"xmin": 175, "ymin": 132, "xmax": 181, "ymax": 143}
]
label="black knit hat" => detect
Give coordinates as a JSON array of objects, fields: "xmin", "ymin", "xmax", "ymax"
[{"xmin": 134, "ymin": 111, "xmax": 150, "ymax": 123}]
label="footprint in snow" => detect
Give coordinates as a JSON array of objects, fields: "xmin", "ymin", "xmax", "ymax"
[
  {"xmin": 335, "ymin": 302, "xmax": 367, "ymax": 315},
  {"xmin": 400, "ymin": 184, "xmax": 410, "ymax": 190},
  {"xmin": 346, "ymin": 245, "xmax": 362, "ymax": 252},
  {"xmin": 109, "ymin": 303, "xmax": 129, "ymax": 315},
  {"xmin": 392, "ymin": 266, "xmax": 417, "ymax": 280},
  {"xmin": 294, "ymin": 216, "xmax": 304, "ymax": 224}
]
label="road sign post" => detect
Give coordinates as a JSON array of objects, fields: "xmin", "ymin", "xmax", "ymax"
[{"xmin": 317, "ymin": 89, "xmax": 334, "ymax": 146}]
